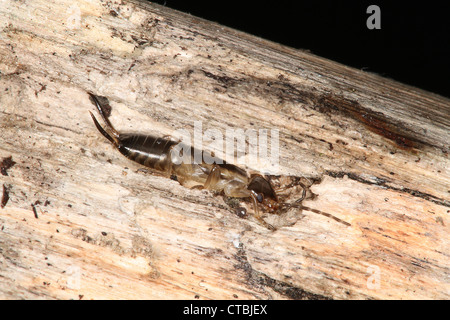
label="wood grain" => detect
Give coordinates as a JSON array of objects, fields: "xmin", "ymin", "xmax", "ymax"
[{"xmin": 0, "ymin": 0, "xmax": 448, "ymax": 299}]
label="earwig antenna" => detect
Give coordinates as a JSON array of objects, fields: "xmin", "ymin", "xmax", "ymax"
[{"xmin": 280, "ymin": 202, "xmax": 351, "ymax": 227}]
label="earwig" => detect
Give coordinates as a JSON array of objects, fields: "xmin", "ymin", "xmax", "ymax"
[{"xmin": 88, "ymin": 92, "xmax": 350, "ymax": 229}]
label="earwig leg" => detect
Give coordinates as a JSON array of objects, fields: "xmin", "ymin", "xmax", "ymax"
[
  {"xmin": 274, "ymin": 181, "xmax": 307, "ymax": 203},
  {"xmin": 250, "ymin": 193, "xmax": 275, "ymax": 231},
  {"xmin": 250, "ymin": 192, "xmax": 259, "ymax": 216},
  {"xmin": 166, "ymin": 155, "xmax": 174, "ymax": 179},
  {"xmin": 220, "ymin": 179, "xmax": 275, "ymax": 230},
  {"xmin": 204, "ymin": 165, "xmax": 221, "ymax": 191},
  {"xmin": 295, "ymin": 182, "xmax": 307, "ymax": 203}
]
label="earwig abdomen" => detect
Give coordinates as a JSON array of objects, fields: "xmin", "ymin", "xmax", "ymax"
[{"xmin": 117, "ymin": 133, "xmax": 177, "ymax": 172}]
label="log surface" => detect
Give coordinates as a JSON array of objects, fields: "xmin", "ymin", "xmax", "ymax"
[{"xmin": 0, "ymin": 0, "xmax": 449, "ymax": 300}]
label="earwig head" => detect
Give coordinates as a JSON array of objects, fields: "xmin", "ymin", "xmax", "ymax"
[{"xmin": 247, "ymin": 175, "xmax": 280, "ymax": 213}]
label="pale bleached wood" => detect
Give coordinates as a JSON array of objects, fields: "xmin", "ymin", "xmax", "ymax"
[{"xmin": 0, "ymin": 0, "xmax": 449, "ymax": 300}]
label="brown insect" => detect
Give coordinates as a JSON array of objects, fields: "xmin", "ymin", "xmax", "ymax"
[{"xmin": 88, "ymin": 93, "xmax": 350, "ymax": 229}]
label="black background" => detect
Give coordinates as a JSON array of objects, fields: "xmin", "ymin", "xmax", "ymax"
[{"xmin": 150, "ymin": 1, "xmax": 450, "ymax": 98}]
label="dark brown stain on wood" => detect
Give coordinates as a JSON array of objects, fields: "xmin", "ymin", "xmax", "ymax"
[
  {"xmin": 318, "ymin": 94, "xmax": 417, "ymax": 150},
  {"xmin": 1, "ymin": 184, "xmax": 9, "ymax": 208},
  {"xmin": 1, "ymin": 156, "xmax": 16, "ymax": 176},
  {"xmin": 199, "ymin": 69, "xmax": 421, "ymax": 151}
]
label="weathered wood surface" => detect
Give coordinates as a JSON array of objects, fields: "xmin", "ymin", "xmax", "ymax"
[{"xmin": 0, "ymin": 0, "xmax": 449, "ymax": 300}]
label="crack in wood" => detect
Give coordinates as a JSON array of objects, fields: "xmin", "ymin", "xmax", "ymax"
[
  {"xmin": 326, "ymin": 170, "xmax": 450, "ymax": 207},
  {"xmin": 233, "ymin": 248, "xmax": 330, "ymax": 300},
  {"xmin": 34, "ymin": 119, "xmax": 81, "ymax": 134}
]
